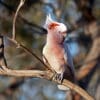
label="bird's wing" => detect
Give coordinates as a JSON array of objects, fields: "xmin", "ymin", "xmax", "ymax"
[{"xmin": 63, "ymin": 42, "xmax": 75, "ymax": 77}]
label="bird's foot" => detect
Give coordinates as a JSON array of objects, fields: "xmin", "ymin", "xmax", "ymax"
[{"xmin": 52, "ymin": 72, "xmax": 63, "ymax": 84}]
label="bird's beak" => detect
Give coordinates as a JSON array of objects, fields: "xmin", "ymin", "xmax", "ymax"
[{"xmin": 62, "ymin": 31, "xmax": 67, "ymax": 38}]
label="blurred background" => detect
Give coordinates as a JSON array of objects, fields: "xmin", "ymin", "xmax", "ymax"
[{"xmin": 0, "ymin": 0, "xmax": 99, "ymax": 100}]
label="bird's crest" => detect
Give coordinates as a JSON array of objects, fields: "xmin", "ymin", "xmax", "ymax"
[{"xmin": 45, "ymin": 14, "xmax": 59, "ymax": 29}]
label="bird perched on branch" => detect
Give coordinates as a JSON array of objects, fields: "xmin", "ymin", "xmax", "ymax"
[{"xmin": 42, "ymin": 14, "xmax": 75, "ymax": 90}]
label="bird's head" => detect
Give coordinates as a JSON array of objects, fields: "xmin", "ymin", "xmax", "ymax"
[{"xmin": 44, "ymin": 14, "xmax": 67, "ymax": 38}]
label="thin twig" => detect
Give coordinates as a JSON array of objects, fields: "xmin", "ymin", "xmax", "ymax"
[
  {"xmin": 11, "ymin": 0, "xmax": 52, "ymax": 71},
  {"xmin": 7, "ymin": 37, "xmax": 52, "ymax": 71},
  {"xmin": 0, "ymin": 0, "xmax": 47, "ymax": 34},
  {"xmin": 12, "ymin": 0, "xmax": 25, "ymax": 40},
  {"xmin": 19, "ymin": 43, "xmax": 52, "ymax": 71},
  {"xmin": 11, "ymin": 0, "xmax": 51, "ymax": 70}
]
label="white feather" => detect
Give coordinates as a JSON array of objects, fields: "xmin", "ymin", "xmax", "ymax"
[
  {"xmin": 58, "ymin": 85, "xmax": 70, "ymax": 91},
  {"xmin": 55, "ymin": 23, "xmax": 67, "ymax": 33},
  {"xmin": 44, "ymin": 14, "xmax": 54, "ymax": 29}
]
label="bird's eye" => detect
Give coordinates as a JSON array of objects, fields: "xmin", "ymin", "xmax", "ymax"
[
  {"xmin": 58, "ymin": 30, "xmax": 67, "ymax": 34},
  {"xmin": 62, "ymin": 30, "xmax": 67, "ymax": 34}
]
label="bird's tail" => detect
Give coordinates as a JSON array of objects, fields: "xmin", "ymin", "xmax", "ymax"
[
  {"xmin": 57, "ymin": 66, "xmax": 76, "ymax": 91},
  {"xmin": 57, "ymin": 85, "xmax": 69, "ymax": 91}
]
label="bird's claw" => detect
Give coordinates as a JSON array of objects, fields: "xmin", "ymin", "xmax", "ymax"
[{"xmin": 52, "ymin": 72, "xmax": 63, "ymax": 83}]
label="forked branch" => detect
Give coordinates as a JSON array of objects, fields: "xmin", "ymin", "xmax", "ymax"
[
  {"xmin": 0, "ymin": 0, "xmax": 94, "ymax": 100},
  {"xmin": 0, "ymin": 35, "xmax": 94, "ymax": 100}
]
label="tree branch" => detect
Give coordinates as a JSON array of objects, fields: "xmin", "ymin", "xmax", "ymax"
[
  {"xmin": 0, "ymin": 67, "xmax": 94, "ymax": 100},
  {"xmin": 0, "ymin": 0, "xmax": 47, "ymax": 34},
  {"xmin": 12, "ymin": 0, "xmax": 25, "ymax": 40},
  {"xmin": 77, "ymin": 22, "xmax": 100, "ymax": 80},
  {"xmin": 9, "ymin": 0, "xmax": 51, "ymax": 71},
  {"xmin": 0, "ymin": 36, "xmax": 94, "ymax": 99},
  {"xmin": 7, "ymin": 37, "xmax": 51, "ymax": 71},
  {"xmin": 0, "ymin": 35, "xmax": 7, "ymax": 70},
  {"xmin": 0, "ymin": 1, "xmax": 96, "ymax": 99}
]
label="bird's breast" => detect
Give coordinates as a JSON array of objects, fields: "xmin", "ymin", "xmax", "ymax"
[{"xmin": 43, "ymin": 44, "xmax": 65, "ymax": 73}]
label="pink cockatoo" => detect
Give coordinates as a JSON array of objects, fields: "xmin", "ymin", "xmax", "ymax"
[{"xmin": 42, "ymin": 14, "xmax": 75, "ymax": 90}]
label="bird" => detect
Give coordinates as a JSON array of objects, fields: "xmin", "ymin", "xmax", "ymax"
[{"xmin": 42, "ymin": 14, "xmax": 75, "ymax": 90}]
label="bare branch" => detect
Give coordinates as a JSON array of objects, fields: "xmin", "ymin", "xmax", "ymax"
[
  {"xmin": 0, "ymin": 36, "xmax": 94, "ymax": 100},
  {"xmin": 7, "ymin": 37, "xmax": 52, "ymax": 71},
  {"xmin": 76, "ymin": 21, "xmax": 100, "ymax": 80},
  {"xmin": 0, "ymin": 67, "xmax": 94, "ymax": 100},
  {"xmin": 0, "ymin": 35, "xmax": 7, "ymax": 70},
  {"xmin": 77, "ymin": 38, "xmax": 100, "ymax": 80},
  {"xmin": 10, "ymin": 0, "xmax": 52, "ymax": 71},
  {"xmin": 12, "ymin": 0, "xmax": 25, "ymax": 40},
  {"xmin": 0, "ymin": 1, "xmax": 97, "ymax": 99}
]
